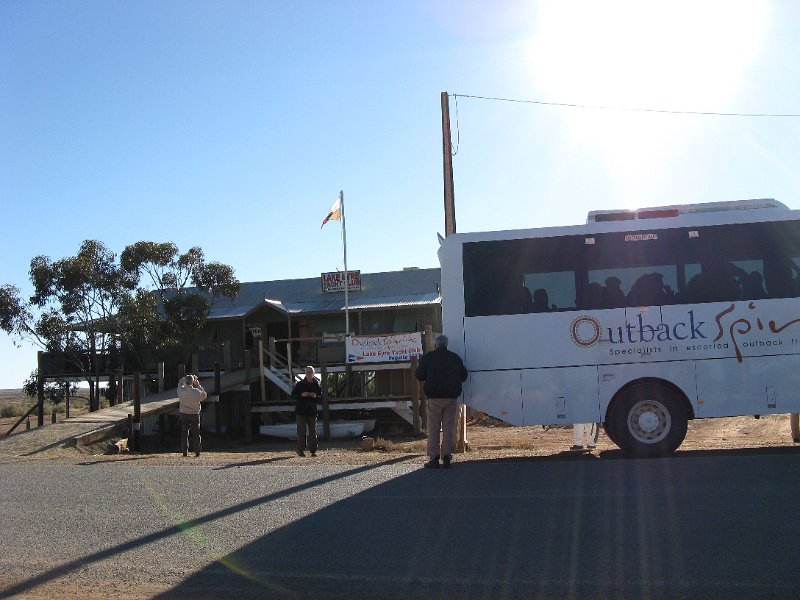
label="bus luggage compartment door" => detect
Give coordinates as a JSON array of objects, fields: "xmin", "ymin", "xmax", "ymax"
[
  {"xmin": 467, "ymin": 370, "xmax": 524, "ymax": 425},
  {"xmin": 695, "ymin": 354, "xmax": 800, "ymax": 417},
  {"xmin": 521, "ymin": 366, "xmax": 599, "ymax": 426}
]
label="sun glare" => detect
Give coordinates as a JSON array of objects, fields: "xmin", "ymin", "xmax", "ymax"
[{"xmin": 528, "ymin": 0, "xmax": 768, "ymax": 207}]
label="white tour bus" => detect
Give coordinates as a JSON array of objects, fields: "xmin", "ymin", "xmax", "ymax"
[{"xmin": 439, "ymin": 199, "xmax": 800, "ymax": 456}]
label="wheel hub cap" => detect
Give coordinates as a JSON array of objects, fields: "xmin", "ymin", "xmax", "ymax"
[
  {"xmin": 628, "ymin": 400, "xmax": 671, "ymax": 443},
  {"xmin": 638, "ymin": 411, "xmax": 660, "ymax": 433}
]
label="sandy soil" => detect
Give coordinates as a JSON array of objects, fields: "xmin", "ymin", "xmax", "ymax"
[{"xmin": 14, "ymin": 411, "xmax": 794, "ymax": 466}]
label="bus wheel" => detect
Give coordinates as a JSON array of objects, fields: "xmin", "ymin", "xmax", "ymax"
[
  {"xmin": 602, "ymin": 421, "xmax": 618, "ymax": 446},
  {"xmin": 610, "ymin": 383, "xmax": 688, "ymax": 457}
]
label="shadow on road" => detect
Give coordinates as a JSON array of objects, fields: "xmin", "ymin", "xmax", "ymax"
[
  {"xmin": 0, "ymin": 455, "xmax": 415, "ymax": 599},
  {"xmin": 149, "ymin": 451, "xmax": 800, "ymax": 600},
  {"xmin": 77, "ymin": 455, "xmax": 156, "ymax": 466},
  {"xmin": 4, "ymin": 448, "xmax": 800, "ymax": 599},
  {"xmin": 212, "ymin": 456, "xmax": 292, "ymax": 470}
]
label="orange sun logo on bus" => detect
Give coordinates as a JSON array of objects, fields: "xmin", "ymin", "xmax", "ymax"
[{"xmin": 570, "ymin": 316, "xmax": 602, "ymax": 348}]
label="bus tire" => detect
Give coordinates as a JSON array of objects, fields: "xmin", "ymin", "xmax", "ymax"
[
  {"xmin": 610, "ymin": 382, "xmax": 688, "ymax": 458},
  {"xmin": 602, "ymin": 421, "xmax": 618, "ymax": 446}
]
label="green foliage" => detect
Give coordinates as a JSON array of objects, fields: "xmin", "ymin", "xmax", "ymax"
[
  {"xmin": 1, "ymin": 239, "xmax": 240, "ymax": 403},
  {"xmin": 21, "ymin": 370, "xmax": 79, "ymax": 405},
  {"xmin": 0, "ymin": 405, "xmax": 20, "ymax": 418},
  {"xmin": 119, "ymin": 240, "xmax": 240, "ymax": 365}
]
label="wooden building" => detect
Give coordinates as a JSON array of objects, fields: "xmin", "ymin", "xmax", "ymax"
[{"xmin": 192, "ymin": 267, "xmax": 442, "ymax": 434}]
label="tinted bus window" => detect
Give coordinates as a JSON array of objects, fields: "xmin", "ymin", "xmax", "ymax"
[
  {"xmin": 463, "ymin": 236, "xmax": 581, "ymax": 317},
  {"xmin": 462, "ymin": 220, "xmax": 800, "ymax": 316}
]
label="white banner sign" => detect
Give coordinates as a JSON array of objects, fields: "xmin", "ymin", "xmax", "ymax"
[{"xmin": 346, "ymin": 332, "xmax": 423, "ymax": 363}]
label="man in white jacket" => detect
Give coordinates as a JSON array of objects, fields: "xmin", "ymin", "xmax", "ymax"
[{"xmin": 178, "ymin": 374, "xmax": 207, "ymax": 457}]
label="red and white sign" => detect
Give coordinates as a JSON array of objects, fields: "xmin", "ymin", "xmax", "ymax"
[{"xmin": 321, "ymin": 270, "xmax": 361, "ymax": 293}]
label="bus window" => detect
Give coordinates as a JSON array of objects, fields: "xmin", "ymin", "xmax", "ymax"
[
  {"xmin": 463, "ymin": 237, "xmax": 581, "ymax": 316},
  {"xmin": 681, "ymin": 261, "xmax": 745, "ymax": 303},
  {"xmin": 587, "ymin": 265, "xmax": 678, "ymax": 308},
  {"xmin": 523, "ymin": 272, "xmax": 575, "ymax": 311},
  {"xmin": 764, "ymin": 255, "xmax": 800, "ymax": 298}
]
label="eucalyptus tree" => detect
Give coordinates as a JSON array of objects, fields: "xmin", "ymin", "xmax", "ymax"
[
  {"xmin": 0, "ymin": 240, "xmax": 135, "ymax": 410},
  {"xmin": 120, "ymin": 241, "xmax": 240, "ymax": 369},
  {"xmin": 1, "ymin": 240, "xmax": 240, "ymax": 410}
]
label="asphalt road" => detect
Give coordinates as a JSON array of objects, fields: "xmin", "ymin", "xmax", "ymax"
[{"xmin": 1, "ymin": 451, "xmax": 799, "ymax": 599}]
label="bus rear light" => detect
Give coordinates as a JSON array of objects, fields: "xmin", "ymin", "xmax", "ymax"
[
  {"xmin": 592, "ymin": 212, "xmax": 636, "ymax": 222},
  {"xmin": 638, "ymin": 209, "xmax": 680, "ymax": 219}
]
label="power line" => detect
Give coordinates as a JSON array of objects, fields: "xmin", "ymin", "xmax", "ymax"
[{"xmin": 453, "ymin": 94, "xmax": 800, "ymax": 118}]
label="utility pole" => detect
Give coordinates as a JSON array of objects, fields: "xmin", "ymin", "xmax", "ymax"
[
  {"xmin": 441, "ymin": 91, "xmax": 467, "ymax": 452},
  {"xmin": 441, "ymin": 92, "xmax": 457, "ymax": 236}
]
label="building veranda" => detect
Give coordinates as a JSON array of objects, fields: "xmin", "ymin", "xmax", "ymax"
[{"xmin": 34, "ymin": 267, "xmax": 442, "ymax": 443}]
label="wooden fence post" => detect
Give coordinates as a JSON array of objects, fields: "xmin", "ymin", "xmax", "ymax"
[
  {"xmin": 36, "ymin": 351, "xmax": 44, "ymax": 427},
  {"xmin": 321, "ymin": 361, "xmax": 330, "ymax": 440},
  {"xmin": 258, "ymin": 339, "xmax": 266, "ymax": 404},
  {"xmin": 223, "ymin": 342, "xmax": 231, "ymax": 373},
  {"xmin": 411, "ymin": 356, "xmax": 421, "ymax": 435},
  {"xmin": 158, "ymin": 362, "xmax": 165, "ymax": 393},
  {"xmin": 214, "ymin": 362, "xmax": 222, "ymax": 434},
  {"xmin": 244, "ymin": 350, "xmax": 252, "ymax": 442},
  {"xmin": 455, "ymin": 404, "xmax": 467, "ymax": 453},
  {"xmin": 287, "ymin": 339, "xmax": 294, "ymax": 384},
  {"xmin": 116, "ymin": 370, "xmax": 124, "ymax": 405},
  {"xmin": 132, "ymin": 371, "xmax": 142, "ymax": 451}
]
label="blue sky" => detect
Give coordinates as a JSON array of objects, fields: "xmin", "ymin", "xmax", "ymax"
[{"xmin": 2, "ymin": 0, "xmax": 800, "ymax": 388}]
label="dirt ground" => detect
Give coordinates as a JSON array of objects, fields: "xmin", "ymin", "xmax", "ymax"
[{"xmin": 44, "ymin": 411, "xmax": 800, "ymax": 466}]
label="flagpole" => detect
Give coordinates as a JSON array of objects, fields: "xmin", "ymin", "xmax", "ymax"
[{"xmin": 340, "ymin": 190, "xmax": 349, "ymax": 336}]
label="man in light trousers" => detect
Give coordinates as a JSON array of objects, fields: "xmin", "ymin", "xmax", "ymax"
[
  {"xmin": 571, "ymin": 423, "xmax": 599, "ymax": 451},
  {"xmin": 415, "ymin": 334, "xmax": 468, "ymax": 469},
  {"xmin": 178, "ymin": 374, "xmax": 207, "ymax": 457}
]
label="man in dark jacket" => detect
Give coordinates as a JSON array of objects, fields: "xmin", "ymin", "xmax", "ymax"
[
  {"xmin": 415, "ymin": 334, "xmax": 468, "ymax": 469},
  {"xmin": 292, "ymin": 366, "xmax": 322, "ymax": 457}
]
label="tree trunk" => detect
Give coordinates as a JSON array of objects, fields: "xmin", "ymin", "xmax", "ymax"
[{"xmin": 88, "ymin": 379, "xmax": 97, "ymax": 411}]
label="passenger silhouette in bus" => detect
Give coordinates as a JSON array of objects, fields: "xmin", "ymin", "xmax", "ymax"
[
  {"xmin": 764, "ymin": 255, "xmax": 800, "ymax": 298},
  {"xmin": 587, "ymin": 282, "xmax": 605, "ymax": 309},
  {"xmin": 627, "ymin": 272, "xmax": 668, "ymax": 307},
  {"xmin": 518, "ymin": 285, "xmax": 534, "ymax": 313},
  {"xmin": 683, "ymin": 261, "xmax": 743, "ymax": 303},
  {"xmin": 725, "ymin": 262, "xmax": 748, "ymax": 298},
  {"xmin": 603, "ymin": 276, "xmax": 626, "ymax": 308},
  {"xmin": 531, "ymin": 288, "xmax": 551, "ymax": 312},
  {"xmin": 741, "ymin": 270, "xmax": 767, "ymax": 300}
]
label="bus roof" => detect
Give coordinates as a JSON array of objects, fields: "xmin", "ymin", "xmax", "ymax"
[
  {"xmin": 586, "ymin": 198, "xmax": 787, "ymax": 224},
  {"xmin": 441, "ymin": 198, "xmax": 797, "ymax": 249}
]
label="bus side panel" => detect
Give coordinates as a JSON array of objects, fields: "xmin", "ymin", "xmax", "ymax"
[
  {"xmin": 695, "ymin": 355, "xmax": 800, "ymax": 417},
  {"xmin": 597, "ymin": 361, "xmax": 698, "ymax": 420},
  {"xmin": 440, "ymin": 239, "xmax": 467, "ymax": 357},
  {"xmin": 521, "ymin": 366, "xmax": 599, "ymax": 426},
  {"xmin": 463, "ymin": 314, "xmax": 590, "ymax": 370},
  {"xmin": 466, "ymin": 370, "xmax": 524, "ymax": 425}
]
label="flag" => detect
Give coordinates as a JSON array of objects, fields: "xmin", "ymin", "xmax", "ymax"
[{"xmin": 321, "ymin": 196, "xmax": 342, "ymax": 228}]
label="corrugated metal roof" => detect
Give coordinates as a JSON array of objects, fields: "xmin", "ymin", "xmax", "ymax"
[{"xmin": 207, "ymin": 268, "xmax": 441, "ymax": 320}]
